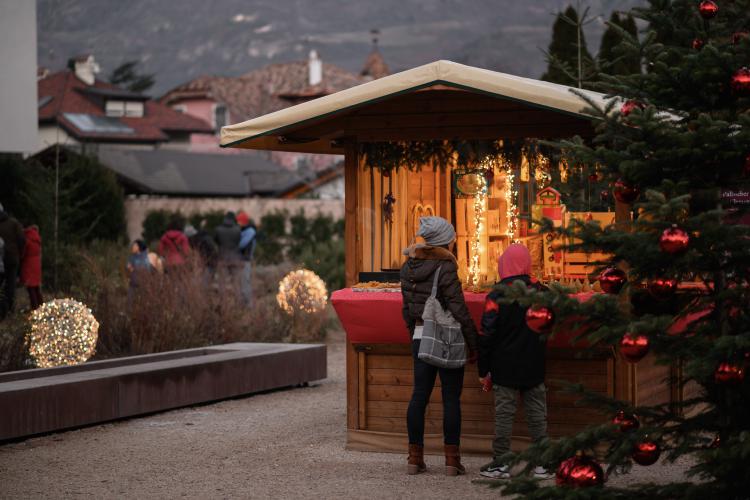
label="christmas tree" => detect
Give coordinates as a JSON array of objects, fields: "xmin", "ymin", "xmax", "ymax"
[
  {"xmin": 598, "ymin": 12, "xmax": 641, "ymax": 76},
  {"xmin": 541, "ymin": 5, "xmax": 597, "ymax": 89},
  {"xmin": 497, "ymin": 0, "xmax": 750, "ymax": 497}
]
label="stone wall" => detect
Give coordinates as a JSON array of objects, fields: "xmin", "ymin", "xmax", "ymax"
[{"xmin": 125, "ymin": 196, "xmax": 344, "ymax": 241}]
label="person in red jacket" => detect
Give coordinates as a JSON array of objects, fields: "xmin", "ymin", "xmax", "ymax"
[
  {"xmin": 20, "ymin": 225, "xmax": 43, "ymax": 310},
  {"xmin": 157, "ymin": 217, "xmax": 190, "ymax": 268}
]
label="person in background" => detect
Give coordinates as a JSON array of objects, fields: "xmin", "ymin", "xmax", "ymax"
[
  {"xmin": 0, "ymin": 203, "xmax": 25, "ymax": 319},
  {"xmin": 20, "ymin": 225, "xmax": 43, "ymax": 310},
  {"xmin": 126, "ymin": 240, "xmax": 152, "ymax": 304},
  {"xmin": 214, "ymin": 211, "xmax": 242, "ymax": 294},
  {"xmin": 187, "ymin": 219, "xmax": 218, "ymax": 276},
  {"xmin": 157, "ymin": 217, "xmax": 190, "ymax": 268},
  {"xmin": 478, "ymin": 243, "xmax": 552, "ymax": 480},
  {"xmin": 400, "ymin": 216, "xmax": 478, "ymax": 477},
  {"xmin": 237, "ymin": 211, "xmax": 257, "ymax": 306}
]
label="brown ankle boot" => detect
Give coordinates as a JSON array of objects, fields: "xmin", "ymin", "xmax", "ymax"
[
  {"xmin": 407, "ymin": 444, "xmax": 426, "ymax": 475},
  {"xmin": 444, "ymin": 444, "xmax": 466, "ymax": 476}
]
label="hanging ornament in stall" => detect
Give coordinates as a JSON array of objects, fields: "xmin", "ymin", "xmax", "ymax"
[
  {"xmin": 556, "ymin": 455, "xmax": 605, "ymax": 488},
  {"xmin": 632, "ymin": 440, "xmax": 661, "ymax": 466},
  {"xmin": 659, "ymin": 225, "xmax": 690, "ymax": 254},
  {"xmin": 698, "ymin": 0, "xmax": 718, "ymax": 19},
  {"xmin": 382, "ymin": 193, "xmax": 396, "ymax": 223},
  {"xmin": 613, "ymin": 411, "xmax": 640, "ymax": 432},
  {"xmin": 620, "ymin": 333, "xmax": 650, "ymax": 363},
  {"xmin": 599, "ymin": 267, "xmax": 627, "ymax": 294}
]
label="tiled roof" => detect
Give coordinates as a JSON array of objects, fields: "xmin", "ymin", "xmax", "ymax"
[
  {"xmin": 38, "ymin": 71, "xmax": 213, "ymax": 142},
  {"xmin": 361, "ymin": 49, "xmax": 390, "ymax": 80},
  {"xmin": 161, "ymin": 60, "xmax": 365, "ymax": 123}
]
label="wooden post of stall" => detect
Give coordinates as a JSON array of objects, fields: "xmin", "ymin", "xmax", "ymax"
[{"xmin": 344, "ymin": 141, "xmax": 362, "ymax": 434}]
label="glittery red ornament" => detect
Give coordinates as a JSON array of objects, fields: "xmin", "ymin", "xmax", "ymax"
[
  {"xmin": 659, "ymin": 226, "xmax": 689, "ymax": 254},
  {"xmin": 647, "ymin": 277, "xmax": 679, "ymax": 299},
  {"xmin": 525, "ymin": 304, "xmax": 555, "ymax": 334},
  {"xmin": 714, "ymin": 362, "xmax": 745, "ymax": 385},
  {"xmin": 620, "ymin": 333, "xmax": 650, "ymax": 363},
  {"xmin": 731, "ymin": 67, "xmax": 750, "ymax": 94},
  {"xmin": 632, "ymin": 440, "xmax": 661, "ymax": 466},
  {"xmin": 613, "ymin": 178, "xmax": 639, "ymax": 203},
  {"xmin": 599, "ymin": 268, "xmax": 627, "ymax": 294},
  {"xmin": 613, "ymin": 411, "xmax": 640, "ymax": 432},
  {"xmin": 698, "ymin": 0, "xmax": 718, "ymax": 19},
  {"xmin": 692, "ymin": 38, "xmax": 705, "ymax": 50},
  {"xmin": 620, "ymin": 99, "xmax": 644, "ymax": 117},
  {"xmin": 556, "ymin": 456, "xmax": 604, "ymax": 488}
]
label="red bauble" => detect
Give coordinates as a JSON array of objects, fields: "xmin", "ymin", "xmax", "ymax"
[
  {"xmin": 714, "ymin": 362, "xmax": 745, "ymax": 385},
  {"xmin": 556, "ymin": 456, "xmax": 604, "ymax": 488},
  {"xmin": 620, "ymin": 100, "xmax": 644, "ymax": 117},
  {"xmin": 612, "ymin": 411, "xmax": 640, "ymax": 432},
  {"xmin": 731, "ymin": 67, "xmax": 750, "ymax": 94},
  {"xmin": 620, "ymin": 333, "xmax": 650, "ymax": 363},
  {"xmin": 526, "ymin": 305, "xmax": 555, "ymax": 334},
  {"xmin": 692, "ymin": 38, "xmax": 705, "ymax": 50},
  {"xmin": 698, "ymin": 0, "xmax": 718, "ymax": 19},
  {"xmin": 659, "ymin": 226, "xmax": 689, "ymax": 254},
  {"xmin": 647, "ymin": 277, "xmax": 678, "ymax": 299},
  {"xmin": 632, "ymin": 440, "xmax": 661, "ymax": 466},
  {"xmin": 613, "ymin": 179, "xmax": 640, "ymax": 203},
  {"xmin": 599, "ymin": 268, "xmax": 627, "ymax": 294}
]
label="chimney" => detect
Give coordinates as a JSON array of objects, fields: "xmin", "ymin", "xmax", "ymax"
[
  {"xmin": 73, "ymin": 54, "xmax": 100, "ymax": 86},
  {"xmin": 308, "ymin": 50, "xmax": 322, "ymax": 86}
]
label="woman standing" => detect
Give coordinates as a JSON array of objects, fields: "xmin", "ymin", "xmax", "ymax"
[
  {"xmin": 20, "ymin": 225, "xmax": 43, "ymax": 310},
  {"xmin": 400, "ymin": 216, "xmax": 478, "ymax": 476}
]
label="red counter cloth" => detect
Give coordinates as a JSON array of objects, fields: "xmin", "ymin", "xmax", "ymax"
[{"xmin": 332, "ymin": 289, "xmax": 593, "ymax": 347}]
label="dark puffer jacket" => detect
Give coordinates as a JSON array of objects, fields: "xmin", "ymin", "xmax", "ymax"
[{"xmin": 399, "ymin": 245, "xmax": 478, "ymax": 351}]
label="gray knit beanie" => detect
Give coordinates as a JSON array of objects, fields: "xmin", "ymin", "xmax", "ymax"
[{"xmin": 417, "ymin": 216, "xmax": 456, "ymax": 247}]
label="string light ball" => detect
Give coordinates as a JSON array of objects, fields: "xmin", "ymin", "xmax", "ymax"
[
  {"xmin": 276, "ymin": 269, "xmax": 328, "ymax": 315},
  {"xmin": 27, "ymin": 298, "xmax": 99, "ymax": 368}
]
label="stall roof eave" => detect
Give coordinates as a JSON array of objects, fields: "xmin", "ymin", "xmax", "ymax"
[{"xmin": 220, "ymin": 60, "xmax": 607, "ymax": 153}]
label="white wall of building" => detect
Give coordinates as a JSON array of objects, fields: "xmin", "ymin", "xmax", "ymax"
[{"xmin": 0, "ymin": 1, "xmax": 37, "ymax": 153}]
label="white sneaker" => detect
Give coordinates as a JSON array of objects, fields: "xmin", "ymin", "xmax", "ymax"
[
  {"xmin": 479, "ymin": 463, "xmax": 510, "ymax": 479},
  {"xmin": 533, "ymin": 466, "xmax": 554, "ymax": 479}
]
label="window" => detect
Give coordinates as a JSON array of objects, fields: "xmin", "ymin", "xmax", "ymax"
[
  {"xmin": 105, "ymin": 100, "xmax": 144, "ymax": 118},
  {"xmin": 172, "ymin": 104, "xmax": 187, "ymax": 114},
  {"xmin": 214, "ymin": 104, "xmax": 228, "ymax": 131}
]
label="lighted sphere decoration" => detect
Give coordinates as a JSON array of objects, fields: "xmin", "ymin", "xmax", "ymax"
[
  {"xmin": 698, "ymin": 0, "xmax": 718, "ymax": 19},
  {"xmin": 731, "ymin": 67, "xmax": 750, "ymax": 95},
  {"xmin": 714, "ymin": 362, "xmax": 745, "ymax": 385},
  {"xmin": 556, "ymin": 455, "xmax": 605, "ymax": 488},
  {"xmin": 27, "ymin": 298, "xmax": 99, "ymax": 368},
  {"xmin": 525, "ymin": 305, "xmax": 555, "ymax": 334},
  {"xmin": 612, "ymin": 179, "xmax": 639, "ymax": 204},
  {"xmin": 632, "ymin": 440, "xmax": 661, "ymax": 466},
  {"xmin": 599, "ymin": 268, "xmax": 627, "ymax": 295},
  {"xmin": 613, "ymin": 410, "xmax": 640, "ymax": 432},
  {"xmin": 659, "ymin": 226, "xmax": 690, "ymax": 254},
  {"xmin": 620, "ymin": 333, "xmax": 650, "ymax": 363},
  {"xmin": 647, "ymin": 277, "xmax": 679, "ymax": 300},
  {"xmin": 276, "ymin": 269, "xmax": 328, "ymax": 315}
]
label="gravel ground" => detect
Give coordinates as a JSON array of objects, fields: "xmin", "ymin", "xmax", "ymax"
[{"xmin": 0, "ymin": 329, "xmax": 694, "ymax": 499}]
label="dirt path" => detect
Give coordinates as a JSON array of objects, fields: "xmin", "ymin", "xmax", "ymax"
[{"xmin": 0, "ymin": 330, "xmax": 692, "ymax": 499}]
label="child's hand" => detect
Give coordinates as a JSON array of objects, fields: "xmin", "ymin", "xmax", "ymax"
[{"xmin": 479, "ymin": 375, "xmax": 492, "ymax": 392}]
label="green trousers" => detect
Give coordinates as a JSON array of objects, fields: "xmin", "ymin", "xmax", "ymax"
[{"xmin": 492, "ymin": 383, "xmax": 548, "ymax": 460}]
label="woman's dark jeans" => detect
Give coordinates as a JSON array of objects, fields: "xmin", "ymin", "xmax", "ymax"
[{"xmin": 407, "ymin": 339, "xmax": 465, "ymax": 446}]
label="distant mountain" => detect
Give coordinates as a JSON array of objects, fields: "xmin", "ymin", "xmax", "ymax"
[{"xmin": 37, "ymin": 0, "xmax": 643, "ymax": 97}]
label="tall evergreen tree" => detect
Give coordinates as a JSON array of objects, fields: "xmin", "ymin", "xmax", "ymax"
[
  {"xmin": 598, "ymin": 12, "xmax": 641, "ymax": 76},
  {"xmin": 541, "ymin": 5, "xmax": 596, "ymax": 89},
  {"xmin": 494, "ymin": 0, "xmax": 750, "ymax": 497},
  {"xmin": 108, "ymin": 60, "xmax": 155, "ymax": 94}
]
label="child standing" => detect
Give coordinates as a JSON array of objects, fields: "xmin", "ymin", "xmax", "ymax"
[
  {"xmin": 477, "ymin": 244, "xmax": 552, "ymax": 480},
  {"xmin": 20, "ymin": 225, "xmax": 43, "ymax": 310}
]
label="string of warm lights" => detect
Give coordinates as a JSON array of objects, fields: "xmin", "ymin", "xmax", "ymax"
[
  {"xmin": 505, "ymin": 169, "xmax": 518, "ymax": 242},
  {"xmin": 277, "ymin": 269, "xmax": 328, "ymax": 314},
  {"xmin": 467, "ymin": 176, "xmax": 487, "ymax": 286}
]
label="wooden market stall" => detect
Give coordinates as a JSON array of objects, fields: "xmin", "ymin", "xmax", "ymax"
[{"xmin": 220, "ymin": 61, "xmax": 678, "ymax": 454}]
